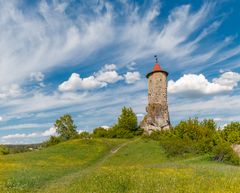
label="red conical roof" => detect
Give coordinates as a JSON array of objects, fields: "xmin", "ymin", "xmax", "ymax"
[
  {"xmin": 153, "ymin": 63, "xmax": 162, "ymax": 71},
  {"xmin": 146, "ymin": 62, "xmax": 168, "ymax": 78}
]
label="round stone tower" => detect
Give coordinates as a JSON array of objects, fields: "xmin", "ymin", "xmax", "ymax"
[{"xmin": 140, "ymin": 59, "xmax": 171, "ymax": 134}]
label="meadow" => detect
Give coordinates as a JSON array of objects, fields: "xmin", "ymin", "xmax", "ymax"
[{"xmin": 0, "ymin": 138, "xmax": 240, "ymax": 193}]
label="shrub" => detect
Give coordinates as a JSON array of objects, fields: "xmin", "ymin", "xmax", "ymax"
[
  {"xmin": 133, "ymin": 127, "xmax": 144, "ymax": 136},
  {"xmin": 195, "ymin": 138, "xmax": 214, "ymax": 153},
  {"xmin": 160, "ymin": 137, "xmax": 195, "ymax": 157},
  {"xmin": 172, "ymin": 118, "xmax": 217, "ymax": 154},
  {"xmin": 93, "ymin": 127, "xmax": 108, "ymax": 138},
  {"xmin": 0, "ymin": 145, "xmax": 9, "ymax": 155},
  {"xmin": 43, "ymin": 136, "xmax": 61, "ymax": 147},
  {"xmin": 79, "ymin": 131, "xmax": 91, "ymax": 139},
  {"xmin": 108, "ymin": 125, "xmax": 134, "ymax": 138},
  {"xmin": 173, "ymin": 118, "xmax": 216, "ymax": 141},
  {"xmin": 149, "ymin": 119, "xmax": 229, "ymax": 156},
  {"xmin": 212, "ymin": 142, "xmax": 240, "ymax": 165}
]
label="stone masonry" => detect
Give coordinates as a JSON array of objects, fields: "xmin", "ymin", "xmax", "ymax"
[{"xmin": 140, "ymin": 61, "xmax": 171, "ymax": 134}]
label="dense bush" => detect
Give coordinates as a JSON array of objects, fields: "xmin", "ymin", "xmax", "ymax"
[
  {"xmin": 212, "ymin": 142, "xmax": 240, "ymax": 165},
  {"xmin": 0, "ymin": 145, "xmax": 9, "ymax": 155},
  {"xmin": 153, "ymin": 118, "xmax": 217, "ymax": 154},
  {"xmin": 79, "ymin": 131, "xmax": 91, "ymax": 139},
  {"xmin": 160, "ymin": 137, "xmax": 195, "ymax": 157},
  {"xmin": 108, "ymin": 125, "xmax": 135, "ymax": 138},
  {"xmin": 149, "ymin": 118, "xmax": 240, "ymax": 165},
  {"xmin": 93, "ymin": 127, "xmax": 109, "ymax": 138},
  {"xmin": 43, "ymin": 136, "xmax": 61, "ymax": 147},
  {"xmin": 173, "ymin": 118, "xmax": 216, "ymax": 141}
]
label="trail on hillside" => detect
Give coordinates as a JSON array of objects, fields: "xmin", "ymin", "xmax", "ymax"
[
  {"xmin": 111, "ymin": 138, "xmax": 139, "ymax": 154},
  {"xmin": 37, "ymin": 138, "xmax": 139, "ymax": 193}
]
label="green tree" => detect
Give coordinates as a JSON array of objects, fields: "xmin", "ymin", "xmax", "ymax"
[
  {"xmin": 93, "ymin": 127, "xmax": 108, "ymax": 138},
  {"xmin": 54, "ymin": 114, "xmax": 78, "ymax": 140},
  {"xmin": 221, "ymin": 122, "xmax": 240, "ymax": 144},
  {"xmin": 117, "ymin": 107, "xmax": 138, "ymax": 132}
]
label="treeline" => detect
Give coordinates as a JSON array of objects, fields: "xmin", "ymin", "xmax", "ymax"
[
  {"xmin": 43, "ymin": 107, "xmax": 143, "ymax": 147},
  {"xmin": 0, "ymin": 144, "xmax": 42, "ymax": 155},
  {"xmin": 148, "ymin": 119, "xmax": 240, "ymax": 165}
]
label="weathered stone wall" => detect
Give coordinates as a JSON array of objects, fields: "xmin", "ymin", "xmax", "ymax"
[{"xmin": 141, "ymin": 71, "xmax": 170, "ymax": 134}]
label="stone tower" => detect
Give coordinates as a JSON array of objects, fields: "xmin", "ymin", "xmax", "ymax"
[{"xmin": 140, "ymin": 58, "xmax": 171, "ymax": 134}]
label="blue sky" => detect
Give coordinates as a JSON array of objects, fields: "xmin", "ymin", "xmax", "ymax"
[{"xmin": 0, "ymin": 0, "xmax": 240, "ymax": 144}]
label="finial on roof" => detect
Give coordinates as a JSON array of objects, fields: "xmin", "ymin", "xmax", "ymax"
[{"xmin": 154, "ymin": 55, "xmax": 159, "ymax": 64}]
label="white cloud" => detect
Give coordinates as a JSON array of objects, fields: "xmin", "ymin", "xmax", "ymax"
[
  {"xmin": 95, "ymin": 64, "xmax": 123, "ymax": 83},
  {"xmin": 59, "ymin": 64, "xmax": 123, "ymax": 92},
  {"xmin": 169, "ymin": 71, "xmax": 240, "ymax": 98},
  {"xmin": 0, "ymin": 123, "xmax": 51, "ymax": 131},
  {"xmin": 0, "ymin": 116, "xmax": 3, "ymax": 121},
  {"xmin": 0, "ymin": 84, "xmax": 22, "ymax": 99},
  {"xmin": 1, "ymin": 126, "xmax": 56, "ymax": 140},
  {"xmin": 168, "ymin": 73, "xmax": 234, "ymax": 97},
  {"xmin": 102, "ymin": 64, "xmax": 116, "ymax": 71},
  {"xmin": 127, "ymin": 62, "xmax": 136, "ymax": 70},
  {"xmin": 42, "ymin": 126, "xmax": 56, "ymax": 136},
  {"xmin": 96, "ymin": 71, "xmax": 123, "ymax": 83},
  {"xmin": 30, "ymin": 72, "xmax": 45, "ymax": 82},
  {"xmin": 124, "ymin": 72, "xmax": 141, "ymax": 84},
  {"xmin": 213, "ymin": 71, "xmax": 240, "ymax": 87},
  {"xmin": 100, "ymin": 125, "xmax": 110, "ymax": 130},
  {"xmin": 59, "ymin": 73, "xmax": 107, "ymax": 92},
  {"xmin": 2, "ymin": 133, "xmax": 38, "ymax": 139}
]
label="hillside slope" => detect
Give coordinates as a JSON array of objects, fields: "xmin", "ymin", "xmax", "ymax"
[{"xmin": 1, "ymin": 138, "xmax": 240, "ymax": 192}]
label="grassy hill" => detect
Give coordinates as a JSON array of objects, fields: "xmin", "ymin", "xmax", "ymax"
[{"xmin": 1, "ymin": 138, "xmax": 240, "ymax": 193}]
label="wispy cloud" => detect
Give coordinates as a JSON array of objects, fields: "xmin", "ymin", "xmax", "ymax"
[
  {"xmin": 0, "ymin": 123, "xmax": 51, "ymax": 131},
  {"xmin": 0, "ymin": 0, "xmax": 113, "ymax": 86},
  {"xmin": 1, "ymin": 126, "xmax": 56, "ymax": 142}
]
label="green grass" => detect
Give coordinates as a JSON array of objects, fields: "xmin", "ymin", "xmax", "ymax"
[
  {"xmin": 0, "ymin": 138, "xmax": 126, "ymax": 193},
  {"xmin": 1, "ymin": 138, "xmax": 240, "ymax": 192}
]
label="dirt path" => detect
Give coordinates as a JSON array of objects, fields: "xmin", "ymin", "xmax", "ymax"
[
  {"xmin": 110, "ymin": 138, "xmax": 139, "ymax": 154},
  {"xmin": 37, "ymin": 138, "xmax": 139, "ymax": 193}
]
